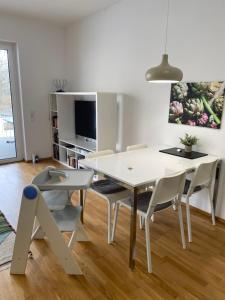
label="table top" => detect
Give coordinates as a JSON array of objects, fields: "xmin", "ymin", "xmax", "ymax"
[{"xmin": 80, "ymin": 148, "xmax": 218, "ymax": 188}]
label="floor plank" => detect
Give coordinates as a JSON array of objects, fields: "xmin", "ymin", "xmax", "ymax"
[{"xmin": 0, "ymin": 160, "xmax": 225, "ymax": 299}]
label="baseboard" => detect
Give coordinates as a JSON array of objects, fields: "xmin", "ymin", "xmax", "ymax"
[
  {"xmin": 181, "ymin": 202, "xmax": 225, "ymax": 224},
  {"xmin": 0, "ymin": 159, "xmax": 23, "ymax": 165},
  {"xmin": 24, "ymin": 157, "xmax": 52, "ymax": 163}
]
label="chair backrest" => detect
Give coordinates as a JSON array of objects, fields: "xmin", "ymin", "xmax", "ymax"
[
  {"xmin": 190, "ymin": 159, "xmax": 218, "ymax": 191},
  {"xmin": 147, "ymin": 171, "xmax": 186, "ymax": 217},
  {"xmin": 126, "ymin": 144, "xmax": 148, "ymax": 151},
  {"xmin": 86, "ymin": 149, "xmax": 114, "ymax": 159}
]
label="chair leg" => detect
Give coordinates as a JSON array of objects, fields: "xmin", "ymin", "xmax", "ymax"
[
  {"xmin": 186, "ymin": 196, "xmax": 192, "ymax": 243},
  {"xmin": 178, "ymin": 203, "xmax": 186, "ymax": 249},
  {"xmin": 208, "ymin": 188, "xmax": 216, "ymax": 225},
  {"xmin": 145, "ymin": 218, "xmax": 152, "ymax": 273},
  {"xmin": 173, "ymin": 197, "xmax": 177, "ymax": 211},
  {"xmin": 107, "ymin": 204, "xmax": 113, "ymax": 244},
  {"xmin": 83, "ymin": 190, "xmax": 87, "ymax": 208},
  {"xmin": 112, "ymin": 203, "xmax": 119, "ymax": 242},
  {"xmin": 151, "ymin": 214, "xmax": 155, "ymax": 223},
  {"xmin": 139, "ymin": 215, "xmax": 145, "ymax": 229}
]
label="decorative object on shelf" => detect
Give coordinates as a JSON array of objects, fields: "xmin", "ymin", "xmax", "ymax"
[
  {"xmin": 145, "ymin": 0, "xmax": 183, "ymax": 83},
  {"xmin": 53, "ymin": 79, "xmax": 68, "ymax": 92},
  {"xmin": 169, "ymin": 81, "xmax": 225, "ymax": 129},
  {"xmin": 32, "ymin": 154, "xmax": 39, "ymax": 164},
  {"xmin": 179, "ymin": 133, "xmax": 198, "ymax": 153}
]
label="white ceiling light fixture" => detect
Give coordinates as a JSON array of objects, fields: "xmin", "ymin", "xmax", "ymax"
[{"xmin": 145, "ymin": 0, "xmax": 183, "ymax": 83}]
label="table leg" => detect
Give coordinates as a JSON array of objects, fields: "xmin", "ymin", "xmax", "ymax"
[
  {"xmin": 129, "ymin": 188, "xmax": 138, "ymax": 269},
  {"xmin": 79, "ymin": 189, "xmax": 84, "ymax": 224},
  {"xmin": 213, "ymin": 162, "xmax": 222, "ymax": 208}
]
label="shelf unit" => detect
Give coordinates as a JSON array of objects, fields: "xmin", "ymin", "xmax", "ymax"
[{"xmin": 49, "ymin": 92, "xmax": 118, "ymax": 169}]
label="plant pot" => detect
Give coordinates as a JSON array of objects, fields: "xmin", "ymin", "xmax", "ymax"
[{"xmin": 185, "ymin": 145, "xmax": 192, "ymax": 153}]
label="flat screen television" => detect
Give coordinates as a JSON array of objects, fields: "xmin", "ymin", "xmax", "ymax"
[{"xmin": 75, "ymin": 100, "xmax": 96, "ymax": 140}]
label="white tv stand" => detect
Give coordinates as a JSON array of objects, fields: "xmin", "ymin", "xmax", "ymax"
[{"xmin": 49, "ymin": 92, "xmax": 118, "ymax": 168}]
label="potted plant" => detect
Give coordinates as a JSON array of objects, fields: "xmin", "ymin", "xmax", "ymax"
[{"xmin": 179, "ymin": 133, "xmax": 198, "ymax": 153}]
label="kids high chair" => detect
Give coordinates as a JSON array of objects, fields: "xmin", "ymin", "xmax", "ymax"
[{"xmin": 10, "ymin": 166, "xmax": 94, "ymax": 275}]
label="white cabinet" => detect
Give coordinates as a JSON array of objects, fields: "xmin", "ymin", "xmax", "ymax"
[{"xmin": 49, "ymin": 92, "xmax": 118, "ymax": 168}]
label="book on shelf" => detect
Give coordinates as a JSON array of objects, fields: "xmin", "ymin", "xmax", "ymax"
[
  {"xmin": 67, "ymin": 154, "xmax": 77, "ymax": 168},
  {"xmin": 53, "ymin": 131, "xmax": 59, "ymax": 143},
  {"xmin": 52, "ymin": 116, "xmax": 58, "ymax": 128},
  {"xmin": 53, "ymin": 144, "xmax": 59, "ymax": 160}
]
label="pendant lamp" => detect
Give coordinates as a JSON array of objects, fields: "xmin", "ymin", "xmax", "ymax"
[{"xmin": 145, "ymin": 0, "xmax": 183, "ymax": 83}]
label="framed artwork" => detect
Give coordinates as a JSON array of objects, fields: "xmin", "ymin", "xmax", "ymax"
[{"xmin": 168, "ymin": 81, "xmax": 225, "ymax": 129}]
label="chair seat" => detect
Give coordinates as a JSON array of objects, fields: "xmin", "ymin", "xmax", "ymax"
[
  {"xmin": 183, "ymin": 180, "xmax": 202, "ymax": 195},
  {"xmin": 122, "ymin": 192, "xmax": 173, "ymax": 214},
  {"xmin": 91, "ymin": 179, "xmax": 126, "ymax": 195}
]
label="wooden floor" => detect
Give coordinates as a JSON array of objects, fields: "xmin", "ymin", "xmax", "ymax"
[{"xmin": 1, "ymin": 161, "xmax": 225, "ymax": 300}]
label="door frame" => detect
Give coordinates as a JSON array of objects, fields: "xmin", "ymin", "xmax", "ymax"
[{"xmin": 0, "ymin": 41, "xmax": 24, "ymax": 164}]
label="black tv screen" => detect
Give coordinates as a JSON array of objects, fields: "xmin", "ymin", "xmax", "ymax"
[{"xmin": 75, "ymin": 101, "xmax": 96, "ymax": 139}]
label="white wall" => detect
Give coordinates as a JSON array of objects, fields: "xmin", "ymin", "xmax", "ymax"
[
  {"xmin": 65, "ymin": 0, "xmax": 225, "ymax": 218},
  {"xmin": 0, "ymin": 14, "xmax": 65, "ymax": 160}
]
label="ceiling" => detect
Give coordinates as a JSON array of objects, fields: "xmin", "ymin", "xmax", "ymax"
[{"xmin": 0, "ymin": 0, "xmax": 120, "ymax": 26}]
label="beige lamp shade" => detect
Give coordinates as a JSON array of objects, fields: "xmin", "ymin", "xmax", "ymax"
[{"xmin": 145, "ymin": 54, "xmax": 183, "ymax": 83}]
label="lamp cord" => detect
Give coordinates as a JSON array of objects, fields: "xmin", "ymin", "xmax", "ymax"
[{"xmin": 164, "ymin": 0, "xmax": 170, "ymax": 54}]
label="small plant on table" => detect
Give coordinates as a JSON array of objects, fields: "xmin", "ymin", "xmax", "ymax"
[{"xmin": 179, "ymin": 133, "xmax": 198, "ymax": 153}]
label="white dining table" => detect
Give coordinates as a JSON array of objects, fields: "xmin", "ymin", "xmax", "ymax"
[{"xmin": 80, "ymin": 147, "xmax": 220, "ymax": 269}]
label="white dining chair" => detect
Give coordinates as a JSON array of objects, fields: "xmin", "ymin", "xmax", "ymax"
[
  {"xmin": 112, "ymin": 171, "xmax": 186, "ymax": 273},
  {"xmin": 126, "ymin": 143, "xmax": 153, "ymax": 227},
  {"xmin": 86, "ymin": 150, "xmax": 131, "ymax": 244},
  {"xmin": 126, "ymin": 144, "xmax": 148, "ymax": 151},
  {"xmin": 183, "ymin": 159, "xmax": 218, "ymax": 243}
]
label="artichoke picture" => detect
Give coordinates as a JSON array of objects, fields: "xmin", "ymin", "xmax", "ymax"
[
  {"xmin": 213, "ymin": 96, "xmax": 224, "ymax": 115},
  {"xmin": 189, "ymin": 82, "xmax": 209, "ymax": 97},
  {"xmin": 198, "ymin": 113, "xmax": 208, "ymax": 126},
  {"xmin": 171, "ymin": 82, "xmax": 188, "ymax": 101},
  {"xmin": 169, "ymin": 101, "xmax": 183, "ymax": 121},
  {"xmin": 210, "ymin": 122, "xmax": 217, "ymax": 129},
  {"xmin": 168, "ymin": 81, "xmax": 225, "ymax": 129},
  {"xmin": 186, "ymin": 120, "xmax": 196, "ymax": 126},
  {"xmin": 209, "ymin": 81, "xmax": 221, "ymax": 93},
  {"xmin": 184, "ymin": 98, "xmax": 204, "ymax": 118}
]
